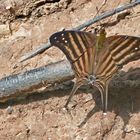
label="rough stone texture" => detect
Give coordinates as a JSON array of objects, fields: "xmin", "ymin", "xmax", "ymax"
[{"xmin": 0, "ymin": 0, "xmax": 140, "ymax": 139}]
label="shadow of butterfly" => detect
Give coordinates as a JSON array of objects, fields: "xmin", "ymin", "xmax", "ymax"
[{"xmin": 49, "ymin": 29, "xmax": 140, "ymax": 114}]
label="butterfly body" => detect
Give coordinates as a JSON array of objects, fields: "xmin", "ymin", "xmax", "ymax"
[{"xmin": 50, "ymin": 30, "xmax": 140, "ymax": 113}]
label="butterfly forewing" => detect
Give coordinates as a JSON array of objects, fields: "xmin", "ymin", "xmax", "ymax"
[
  {"xmin": 94, "ymin": 35, "xmax": 140, "ymax": 80},
  {"xmin": 50, "ymin": 30, "xmax": 97, "ymax": 77},
  {"xmin": 105, "ymin": 35, "xmax": 140, "ymax": 66}
]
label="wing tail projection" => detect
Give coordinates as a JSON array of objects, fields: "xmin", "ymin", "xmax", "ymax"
[{"xmin": 94, "ymin": 79, "xmax": 110, "ymax": 114}]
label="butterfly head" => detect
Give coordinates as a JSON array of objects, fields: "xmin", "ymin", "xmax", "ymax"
[{"xmin": 93, "ymin": 26, "xmax": 106, "ymax": 36}]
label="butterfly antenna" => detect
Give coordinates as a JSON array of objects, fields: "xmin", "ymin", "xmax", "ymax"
[{"xmin": 64, "ymin": 80, "xmax": 83, "ymax": 109}]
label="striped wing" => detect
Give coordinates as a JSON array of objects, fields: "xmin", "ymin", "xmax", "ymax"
[
  {"xmin": 94, "ymin": 35, "xmax": 140, "ymax": 80},
  {"xmin": 92, "ymin": 35, "xmax": 140, "ymax": 113},
  {"xmin": 50, "ymin": 30, "xmax": 97, "ymax": 77}
]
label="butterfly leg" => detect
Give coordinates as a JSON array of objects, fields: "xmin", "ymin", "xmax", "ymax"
[{"xmin": 64, "ymin": 80, "xmax": 83, "ymax": 109}]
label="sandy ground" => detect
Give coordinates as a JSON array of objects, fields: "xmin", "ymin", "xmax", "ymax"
[{"xmin": 0, "ymin": 0, "xmax": 140, "ymax": 139}]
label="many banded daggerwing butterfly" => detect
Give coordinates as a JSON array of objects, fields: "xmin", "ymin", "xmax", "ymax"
[{"xmin": 49, "ymin": 29, "xmax": 140, "ymax": 114}]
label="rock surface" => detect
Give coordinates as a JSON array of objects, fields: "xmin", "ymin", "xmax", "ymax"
[{"xmin": 0, "ymin": 0, "xmax": 140, "ymax": 139}]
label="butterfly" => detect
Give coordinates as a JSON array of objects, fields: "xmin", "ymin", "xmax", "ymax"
[{"xmin": 49, "ymin": 28, "xmax": 140, "ymax": 114}]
